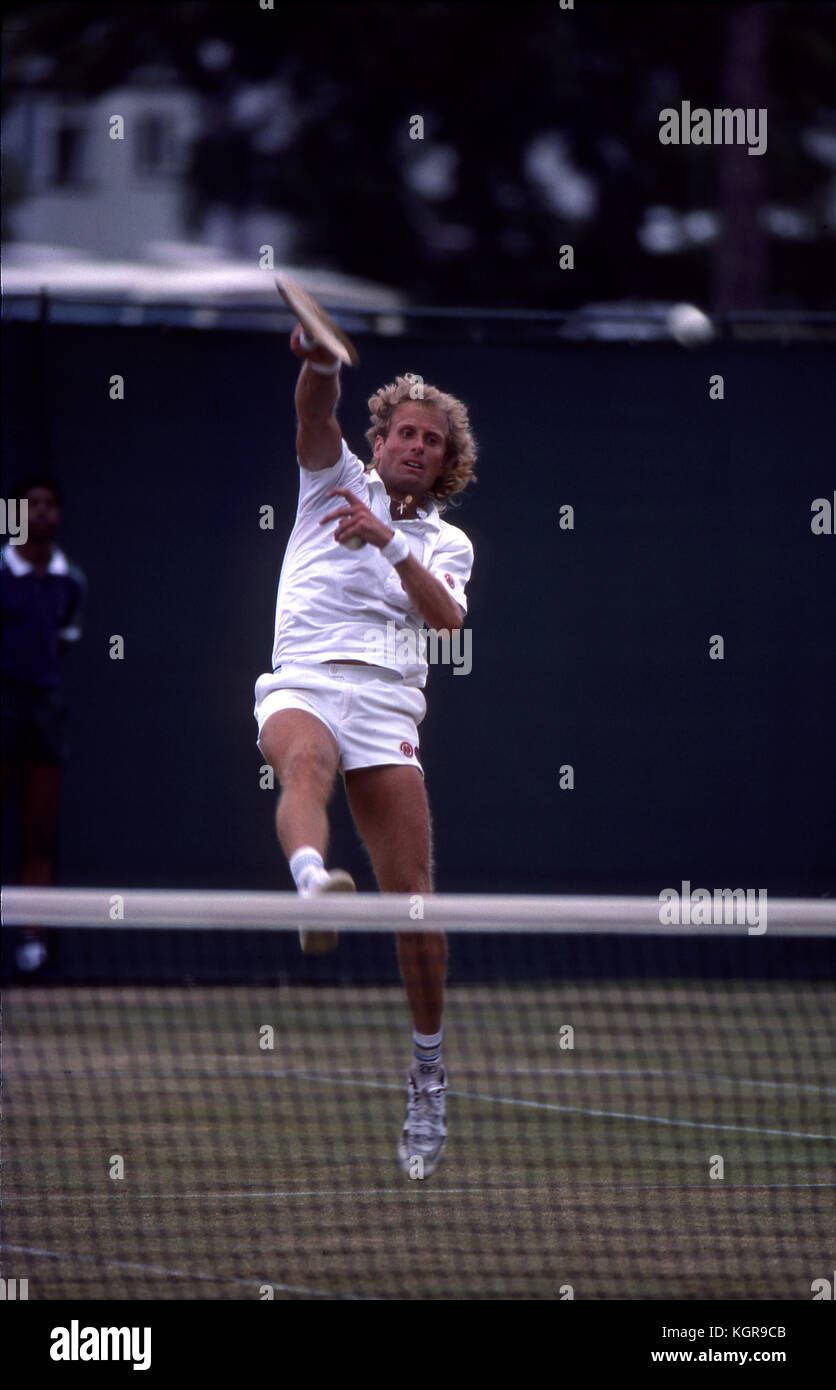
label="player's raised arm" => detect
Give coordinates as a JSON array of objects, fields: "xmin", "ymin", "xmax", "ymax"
[{"xmin": 290, "ymin": 324, "xmax": 343, "ymax": 472}]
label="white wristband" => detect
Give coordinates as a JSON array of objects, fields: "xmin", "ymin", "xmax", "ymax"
[
  {"xmin": 299, "ymin": 330, "xmax": 340, "ymax": 374},
  {"xmin": 381, "ymin": 531, "xmax": 410, "ymax": 567}
]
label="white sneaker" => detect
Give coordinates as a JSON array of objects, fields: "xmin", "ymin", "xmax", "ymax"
[
  {"xmin": 398, "ymin": 1067, "xmax": 447, "ymax": 1179},
  {"xmin": 298, "ymin": 869, "xmax": 355, "ymax": 954}
]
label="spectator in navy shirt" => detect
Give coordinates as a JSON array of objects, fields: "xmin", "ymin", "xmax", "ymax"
[{"xmin": 1, "ymin": 476, "xmax": 86, "ymax": 972}]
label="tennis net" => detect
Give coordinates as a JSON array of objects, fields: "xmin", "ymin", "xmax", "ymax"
[{"xmin": 1, "ymin": 888, "xmax": 834, "ymax": 1301}]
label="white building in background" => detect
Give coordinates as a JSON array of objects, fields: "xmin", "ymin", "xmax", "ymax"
[
  {"xmin": 4, "ymin": 66, "xmax": 208, "ymax": 258},
  {"xmin": 3, "ymin": 64, "xmax": 296, "ymax": 264},
  {"xmin": 2, "ymin": 66, "xmax": 405, "ymax": 324}
]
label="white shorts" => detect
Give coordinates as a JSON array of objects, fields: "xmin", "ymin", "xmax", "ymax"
[{"xmin": 253, "ymin": 662, "xmax": 427, "ymax": 777}]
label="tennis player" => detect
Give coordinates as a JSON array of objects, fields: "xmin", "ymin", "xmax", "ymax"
[{"xmin": 253, "ymin": 325, "xmax": 476, "ymax": 1177}]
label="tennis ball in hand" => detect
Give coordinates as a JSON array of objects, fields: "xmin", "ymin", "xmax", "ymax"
[
  {"xmin": 342, "ymin": 536, "xmax": 366, "ymax": 550},
  {"xmin": 667, "ymin": 303, "xmax": 714, "ymax": 347}
]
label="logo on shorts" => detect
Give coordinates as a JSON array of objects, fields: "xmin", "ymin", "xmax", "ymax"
[
  {"xmin": 400, "ymin": 741, "xmax": 414, "ymax": 758},
  {"xmin": 443, "ymin": 573, "xmax": 455, "ymax": 589}
]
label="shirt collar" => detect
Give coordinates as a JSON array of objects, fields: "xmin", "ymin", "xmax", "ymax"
[
  {"xmin": 367, "ymin": 467, "xmax": 440, "ymax": 524},
  {"xmin": 1, "ymin": 543, "xmax": 69, "ymax": 576}
]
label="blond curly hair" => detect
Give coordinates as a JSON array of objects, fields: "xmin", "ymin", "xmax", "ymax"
[{"xmin": 364, "ymin": 376, "xmax": 477, "ymax": 511}]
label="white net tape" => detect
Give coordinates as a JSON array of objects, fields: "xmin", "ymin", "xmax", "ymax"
[{"xmin": 2, "ymin": 887, "xmax": 833, "ymax": 933}]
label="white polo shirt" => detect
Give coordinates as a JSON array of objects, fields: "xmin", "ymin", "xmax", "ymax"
[{"xmin": 270, "ymin": 438, "xmax": 473, "ymax": 688}]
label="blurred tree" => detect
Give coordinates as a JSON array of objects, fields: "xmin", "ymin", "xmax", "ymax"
[{"xmin": 3, "ymin": 1, "xmax": 835, "ymax": 308}]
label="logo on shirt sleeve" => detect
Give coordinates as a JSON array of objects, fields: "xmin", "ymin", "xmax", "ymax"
[
  {"xmin": 400, "ymin": 741, "xmax": 414, "ymax": 758},
  {"xmin": 443, "ymin": 573, "xmax": 456, "ymax": 589}
]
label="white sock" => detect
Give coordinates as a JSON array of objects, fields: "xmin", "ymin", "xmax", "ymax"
[
  {"xmin": 289, "ymin": 846, "xmax": 328, "ymax": 895},
  {"xmin": 412, "ymin": 1027, "xmax": 443, "ymax": 1084}
]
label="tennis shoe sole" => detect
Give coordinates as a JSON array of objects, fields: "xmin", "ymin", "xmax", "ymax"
[{"xmin": 298, "ymin": 870, "xmax": 355, "ymax": 954}]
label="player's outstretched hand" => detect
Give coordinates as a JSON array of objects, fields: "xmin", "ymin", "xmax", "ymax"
[
  {"xmin": 321, "ymin": 488, "xmax": 395, "ymax": 550},
  {"xmin": 289, "ymin": 322, "xmax": 338, "ymax": 369}
]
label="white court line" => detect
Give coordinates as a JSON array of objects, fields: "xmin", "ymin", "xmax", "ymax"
[
  {"xmin": 10, "ymin": 1062, "xmax": 832, "ymax": 1098},
  {"xmin": 452, "ymin": 1090, "xmax": 835, "ymax": 1142},
  {"xmin": 4, "ymin": 1190, "xmax": 471, "ymax": 1203},
  {"xmin": 240, "ymin": 1063, "xmax": 827, "ymax": 1101},
  {"xmin": 6, "ymin": 1063, "xmax": 831, "ymax": 1140},
  {"xmin": 291, "ymin": 1072, "xmax": 836, "ymax": 1143},
  {"xmin": 10, "ymin": 1063, "xmax": 831, "ymax": 1139},
  {"xmin": 0, "ymin": 1243, "xmax": 365, "ymax": 1300},
  {"xmin": 4, "ymin": 1182, "xmax": 835, "ymax": 1204},
  {"xmin": 263, "ymin": 1064, "xmax": 834, "ymax": 1098},
  {"xmin": 466, "ymin": 1068, "xmax": 835, "ymax": 1097}
]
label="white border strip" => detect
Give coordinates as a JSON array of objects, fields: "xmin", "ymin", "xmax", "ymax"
[{"xmin": 3, "ymin": 888, "xmax": 835, "ymax": 934}]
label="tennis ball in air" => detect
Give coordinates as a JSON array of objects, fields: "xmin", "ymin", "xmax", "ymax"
[{"xmin": 667, "ymin": 303, "xmax": 715, "ymax": 347}]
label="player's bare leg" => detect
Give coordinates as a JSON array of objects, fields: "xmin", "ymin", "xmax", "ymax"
[
  {"xmin": 345, "ymin": 763, "xmax": 448, "ymax": 1177},
  {"xmin": 259, "ymin": 709, "xmax": 338, "ymax": 858},
  {"xmin": 259, "ymin": 708, "xmax": 354, "ymax": 951},
  {"xmin": 344, "ymin": 763, "xmax": 445, "ymax": 1027}
]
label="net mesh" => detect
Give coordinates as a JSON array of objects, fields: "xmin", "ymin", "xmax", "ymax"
[{"xmin": 2, "ymin": 895, "xmax": 833, "ymax": 1301}]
